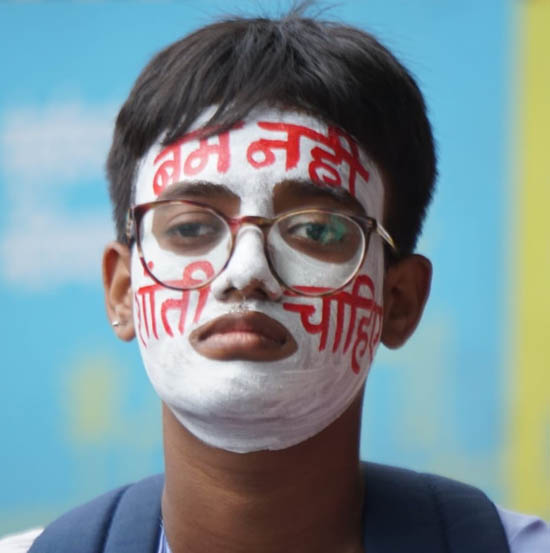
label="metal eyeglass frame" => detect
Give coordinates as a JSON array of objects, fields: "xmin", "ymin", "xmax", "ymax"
[{"xmin": 126, "ymin": 199, "xmax": 398, "ymax": 297}]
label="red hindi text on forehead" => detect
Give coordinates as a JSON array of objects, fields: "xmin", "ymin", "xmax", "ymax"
[
  {"xmin": 152, "ymin": 123, "xmax": 243, "ymax": 197},
  {"xmin": 150, "ymin": 119, "xmax": 370, "ymax": 199},
  {"xmin": 247, "ymin": 122, "xmax": 370, "ymax": 197}
]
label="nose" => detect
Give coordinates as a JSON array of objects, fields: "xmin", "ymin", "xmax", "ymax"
[{"xmin": 211, "ymin": 226, "xmax": 283, "ymax": 302}]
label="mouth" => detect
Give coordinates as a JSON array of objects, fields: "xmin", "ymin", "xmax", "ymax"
[{"xmin": 189, "ymin": 311, "xmax": 298, "ymax": 361}]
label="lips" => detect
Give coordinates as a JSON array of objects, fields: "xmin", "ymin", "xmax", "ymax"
[{"xmin": 189, "ymin": 311, "xmax": 298, "ymax": 361}]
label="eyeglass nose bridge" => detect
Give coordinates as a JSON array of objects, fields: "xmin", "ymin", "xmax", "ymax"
[
  {"xmin": 220, "ymin": 214, "xmax": 284, "ymax": 299},
  {"xmin": 227, "ymin": 214, "xmax": 274, "ymax": 235}
]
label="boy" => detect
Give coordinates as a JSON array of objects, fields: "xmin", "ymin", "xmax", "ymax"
[{"xmin": 2, "ymin": 8, "xmax": 548, "ymax": 553}]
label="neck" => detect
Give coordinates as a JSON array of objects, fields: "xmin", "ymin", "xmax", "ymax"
[{"xmin": 161, "ymin": 396, "xmax": 365, "ymax": 553}]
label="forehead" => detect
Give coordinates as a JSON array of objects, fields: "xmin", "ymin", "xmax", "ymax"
[{"xmin": 133, "ymin": 107, "xmax": 384, "ymax": 218}]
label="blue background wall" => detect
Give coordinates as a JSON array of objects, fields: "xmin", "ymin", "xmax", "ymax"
[{"xmin": 1, "ymin": 0, "xmax": 546, "ymax": 535}]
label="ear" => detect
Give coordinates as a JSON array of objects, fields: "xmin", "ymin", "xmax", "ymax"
[
  {"xmin": 102, "ymin": 241, "xmax": 135, "ymax": 342},
  {"xmin": 381, "ymin": 254, "xmax": 432, "ymax": 349}
]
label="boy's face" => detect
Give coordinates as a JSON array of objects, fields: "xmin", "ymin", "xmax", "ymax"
[{"xmin": 130, "ymin": 107, "xmax": 386, "ymax": 453}]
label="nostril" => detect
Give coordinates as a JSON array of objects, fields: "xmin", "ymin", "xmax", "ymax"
[
  {"xmin": 218, "ymin": 286, "xmax": 237, "ymax": 300},
  {"xmin": 215, "ymin": 278, "xmax": 280, "ymax": 303},
  {"xmin": 239, "ymin": 280, "xmax": 271, "ymax": 301}
]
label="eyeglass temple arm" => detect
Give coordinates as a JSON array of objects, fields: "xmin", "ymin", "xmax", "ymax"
[
  {"xmin": 375, "ymin": 221, "xmax": 398, "ymax": 253},
  {"xmin": 125, "ymin": 209, "xmax": 136, "ymax": 243}
]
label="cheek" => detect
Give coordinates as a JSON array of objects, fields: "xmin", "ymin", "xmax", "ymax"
[
  {"xmin": 281, "ymin": 271, "xmax": 383, "ymax": 374},
  {"xmin": 132, "ymin": 257, "xmax": 214, "ymax": 349}
]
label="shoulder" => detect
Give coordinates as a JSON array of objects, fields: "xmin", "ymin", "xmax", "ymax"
[
  {"xmin": 496, "ymin": 506, "xmax": 550, "ymax": 553},
  {"xmin": 361, "ymin": 463, "xmax": 510, "ymax": 551},
  {"xmin": 0, "ymin": 482, "xmax": 136, "ymax": 553},
  {"xmin": 12, "ymin": 475, "xmax": 163, "ymax": 553},
  {"xmin": 362, "ymin": 462, "xmax": 549, "ymax": 553},
  {"xmin": 0, "ymin": 528, "xmax": 43, "ymax": 553}
]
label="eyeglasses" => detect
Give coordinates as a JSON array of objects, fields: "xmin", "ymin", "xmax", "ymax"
[{"xmin": 127, "ymin": 200, "xmax": 397, "ymax": 297}]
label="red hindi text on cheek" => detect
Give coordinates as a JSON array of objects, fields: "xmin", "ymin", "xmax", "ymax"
[
  {"xmin": 282, "ymin": 274, "xmax": 382, "ymax": 373},
  {"xmin": 135, "ymin": 260, "xmax": 214, "ymax": 347}
]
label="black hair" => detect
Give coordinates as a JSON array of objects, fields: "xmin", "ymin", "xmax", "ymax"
[{"xmin": 106, "ymin": 8, "xmax": 436, "ymax": 256}]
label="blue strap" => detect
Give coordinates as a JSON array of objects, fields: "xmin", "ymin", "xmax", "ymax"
[
  {"xmin": 361, "ymin": 462, "xmax": 510, "ymax": 552},
  {"xmin": 29, "ymin": 475, "xmax": 163, "ymax": 553},
  {"xmin": 424, "ymin": 471, "xmax": 511, "ymax": 553},
  {"xmin": 30, "ymin": 465, "xmax": 510, "ymax": 552},
  {"xmin": 102, "ymin": 474, "xmax": 163, "ymax": 553}
]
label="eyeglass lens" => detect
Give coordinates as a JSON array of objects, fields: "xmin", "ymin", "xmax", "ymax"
[{"xmin": 138, "ymin": 204, "xmax": 366, "ymax": 292}]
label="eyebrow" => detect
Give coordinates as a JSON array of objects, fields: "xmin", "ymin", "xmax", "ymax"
[
  {"xmin": 156, "ymin": 179, "xmax": 366, "ymax": 216},
  {"xmin": 157, "ymin": 181, "xmax": 238, "ymax": 201},
  {"xmin": 276, "ymin": 179, "xmax": 367, "ymax": 215},
  {"xmin": 292, "ymin": 180, "xmax": 354, "ymax": 201}
]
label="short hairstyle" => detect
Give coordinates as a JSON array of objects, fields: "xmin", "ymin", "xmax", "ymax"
[{"xmin": 106, "ymin": 9, "xmax": 436, "ymax": 257}]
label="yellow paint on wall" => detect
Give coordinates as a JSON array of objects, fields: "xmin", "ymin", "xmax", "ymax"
[
  {"xmin": 509, "ymin": 0, "xmax": 550, "ymax": 518},
  {"xmin": 66, "ymin": 356, "xmax": 119, "ymax": 443}
]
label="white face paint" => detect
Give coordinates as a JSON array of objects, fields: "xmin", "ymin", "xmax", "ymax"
[{"xmin": 131, "ymin": 107, "xmax": 386, "ymax": 453}]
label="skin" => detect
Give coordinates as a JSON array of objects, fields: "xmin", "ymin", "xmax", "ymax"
[
  {"xmin": 131, "ymin": 110, "xmax": 391, "ymax": 454},
  {"xmin": 102, "ymin": 143, "xmax": 432, "ymax": 553}
]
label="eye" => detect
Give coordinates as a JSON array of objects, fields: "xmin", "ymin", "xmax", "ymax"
[
  {"xmin": 286, "ymin": 217, "xmax": 348, "ymax": 246},
  {"xmin": 166, "ymin": 221, "xmax": 218, "ymax": 239},
  {"xmin": 151, "ymin": 207, "xmax": 227, "ymax": 255},
  {"xmin": 272, "ymin": 211, "xmax": 363, "ymax": 264},
  {"xmin": 163, "ymin": 214, "xmax": 224, "ymax": 247}
]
